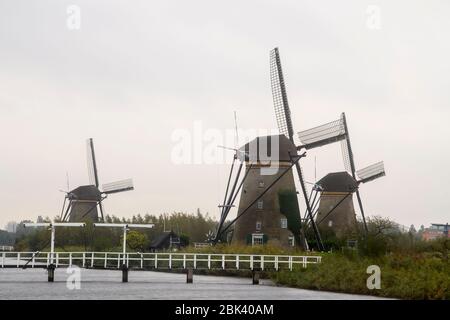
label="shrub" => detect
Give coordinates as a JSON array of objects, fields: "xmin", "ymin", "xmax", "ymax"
[{"xmin": 272, "ymin": 252, "xmax": 449, "ymax": 300}]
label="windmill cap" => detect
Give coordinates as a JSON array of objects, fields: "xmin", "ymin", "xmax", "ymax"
[
  {"xmin": 238, "ymin": 134, "xmax": 297, "ymax": 162},
  {"xmin": 316, "ymin": 172, "xmax": 358, "ymax": 192},
  {"xmin": 68, "ymin": 185, "xmax": 102, "ymax": 201}
]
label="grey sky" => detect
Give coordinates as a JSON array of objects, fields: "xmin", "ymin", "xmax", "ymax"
[{"xmin": 0, "ymin": 0, "xmax": 449, "ymax": 229}]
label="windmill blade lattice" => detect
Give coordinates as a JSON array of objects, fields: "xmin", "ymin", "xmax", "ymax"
[
  {"xmin": 87, "ymin": 140, "xmax": 96, "ymax": 186},
  {"xmin": 270, "ymin": 48, "xmax": 294, "ymax": 140},
  {"xmin": 269, "ymin": 47, "xmax": 324, "ymax": 251},
  {"xmin": 340, "ymin": 113, "xmax": 357, "ymax": 175},
  {"xmin": 298, "ymin": 117, "xmax": 346, "ymax": 149},
  {"xmin": 86, "ymin": 138, "xmax": 99, "ymax": 187},
  {"xmin": 357, "ymin": 161, "xmax": 385, "ymax": 183},
  {"xmin": 102, "ymin": 179, "xmax": 134, "ymax": 194},
  {"xmin": 341, "ymin": 139, "xmax": 352, "ymax": 173}
]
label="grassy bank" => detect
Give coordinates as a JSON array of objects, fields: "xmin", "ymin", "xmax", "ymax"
[
  {"xmin": 272, "ymin": 252, "xmax": 449, "ymax": 300},
  {"xmin": 186, "ymin": 244, "xmax": 449, "ymax": 300}
]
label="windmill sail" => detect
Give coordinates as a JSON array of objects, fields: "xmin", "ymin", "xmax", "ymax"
[
  {"xmin": 339, "ymin": 113, "xmax": 354, "ymax": 173},
  {"xmin": 340, "ymin": 112, "xmax": 369, "ymax": 232},
  {"xmin": 341, "ymin": 138, "xmax": 352, "ymax": 173},
  {"xmin": 270, "ymin": 48, "xmax": 294, "ymax": 140},
  {"xmin": 87, "ymin": 142, "xmax": 95, "ymax": 186},
  {"xmin": 297, "ymin": 113, "xmax": 355, "ymax": 174},
  {"xmin": 357, "ymin": 161, "xmax": 385, "ymax": 184},
  {"xmin": 86, "ymin": 138, "xmax": 99, "ymax": 187},
  {"xmin": 270, "ymin": 47, "xmax": 324, "ymax": 251},
  {"xmin": 298, "ymin": 117, "xmax": 346, "ymax": 149},
  {"xmin": 102, "ymin": 179, "xmax": 134, "ymax": 194}
]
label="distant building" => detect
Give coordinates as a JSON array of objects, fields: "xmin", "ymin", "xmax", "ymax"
[
  {"xmin": 392, "ymin": 222, "xmax": 409, "ymax": 233},
  {"xmin": 422, "ymin": 223, "xmax": 449, "ymax": 241},
  {"xmin": 5, "ymin": 221, "xmax": 17, "ymax": 233},
  {"xmin": 149, "ymin": 231, "xmax": 182, "ymax": 252}
]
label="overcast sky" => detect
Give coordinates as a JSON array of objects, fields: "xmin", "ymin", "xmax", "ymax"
[{"xmin": 1, "ymin": 0, "xmax": 449, "ymax": 230}]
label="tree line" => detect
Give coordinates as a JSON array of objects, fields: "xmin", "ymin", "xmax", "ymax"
[{"xmin": 13, "ymin": 209, "xmax": 217, "ymax": 252}]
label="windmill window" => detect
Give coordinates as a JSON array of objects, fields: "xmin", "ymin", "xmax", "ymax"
[
  {"xmin": 280, "ymin": 218, "xmax": 288, "ymax": 229},
  {"xmin": 328, "ymin": 220, "xmax": 333, "ymax": 227},
  {"xmin": 256, "ymin": 221, "xmax": 262, "ymax": 231},
  {"xmin": 288, "ymin": 236, "xmax": 295, "ymax": 247},
  {"xmin": 252, "ymin": 234, "xmax": 264, "ymax": 246},
  {"xmin": 258, "ymin": 181, "xmax": 265, "ymax": 188},
  {"xmin": 257, "ymin": 200, "xmax": 263, "ymax": 210}
]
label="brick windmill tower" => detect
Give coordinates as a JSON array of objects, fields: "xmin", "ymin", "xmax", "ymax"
[
  {"xmin": 314, "ymin": 172, "xmax": 359, "ymax": 236},
  {"xmin": 231, "ymin": 135, "xmax": 302, "ymax": 247}
]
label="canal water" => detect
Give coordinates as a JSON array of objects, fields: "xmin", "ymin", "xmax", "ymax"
[{"xmin": 0, "ymin": 268, "xmax": 385, "ymax": 300}]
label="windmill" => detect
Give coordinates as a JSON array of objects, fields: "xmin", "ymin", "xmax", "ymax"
[
  {"xmin": 214, "ymin": 48, "xmax": 324, "ymax": 250},
  {"xmin": 298, "ymin": 113, "xmax": 386, "ymax": 233},
  {"xmin": 60, "ymin": 138, "xmax": 134, "ymax": 222},
  {"xmin": 214, "ymin": 48, "xmax": 386, "ymax": 249},
  {"xmin": 205, "ymin": 230, "xmax": 215, "ymax": 242}
]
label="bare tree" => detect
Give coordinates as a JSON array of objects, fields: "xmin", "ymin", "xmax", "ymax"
[{"xmin": 367, "ymin": 216, "xmax": 396, "ymax": 237}]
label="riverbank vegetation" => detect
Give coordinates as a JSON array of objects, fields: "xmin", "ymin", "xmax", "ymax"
[
  {"xmin": 189, "ymin": 239, "xmax": 449, "ymax": 300},
  {"xmin": 274, "ymin": 248, "xmax": 449, "ymax": 300},
  {"xmin": 185, "ymin": 215, "xmax": 449, "ymax": 300}
]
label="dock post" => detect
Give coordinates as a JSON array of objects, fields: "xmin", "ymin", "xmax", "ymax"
[
  {"xmin": 121, "ymin": 264, "xmax": 129, "ymax": 283},
  {"xmin": 47, "ymin": 264, "xmax": 56, "ymax": 282},
  {"xmin": 186, "ymin": 268, "xmax": 194, "ymax": 284},
  {"xmin": 252, "ymin": 269, "xmax": 260, "ymax": 285}
]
